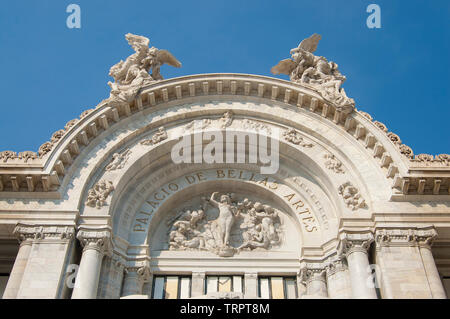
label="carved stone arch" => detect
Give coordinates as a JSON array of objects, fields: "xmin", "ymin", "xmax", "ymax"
[{"xmin": 71, "ymin": 99, "xmax": 390, "ymax": 220}]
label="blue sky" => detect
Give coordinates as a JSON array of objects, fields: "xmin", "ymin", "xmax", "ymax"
[{"xmin": 0, "ymin": 0, "xmax": 449, "ymax": 155}]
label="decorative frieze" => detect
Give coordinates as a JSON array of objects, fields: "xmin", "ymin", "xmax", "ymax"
[
  {"xmin": 0, "ymin": 151, "xmax": 17, "ymax": 163},
  {"xmin": 85, "ymin": 180, "xmax": 115, "ymax": 209},
  {"xmin": 13, "ymin": 223, "xmax": 75, "ymax": 241},
  {"xmin": 338, "ymin": 182, "xmax": 366, "ymax": 211},
  {"xmin": 105, "ymin": 149, "xmax": 132, "ymax": 171},
  {"xmin": 18, "ymin": 151, "xmax": 38, "ymax": 163},
  {"xmin": 323, "ymin": 153, "xmax": 345, "ymax": 174},
  {"xmin": 376, "ymin": 227, "xmax": 438, "ymax": 249},
  {"xmin": 140, "ymin": 127, "xmax": 168, "ymax": 146},
  {"xmin": 283, "ymin": 129, "xmax": 314, "ymax": 147}
]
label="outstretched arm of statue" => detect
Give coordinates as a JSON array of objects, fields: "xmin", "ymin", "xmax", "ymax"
[{"xmin": 208, "ymin": 192, "xmax": 219, "ymax": 208}]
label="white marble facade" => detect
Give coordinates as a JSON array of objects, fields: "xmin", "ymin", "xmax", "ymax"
[{"xmin": 0, "ymin": 34, "xmax": 450, "ymax": 299}]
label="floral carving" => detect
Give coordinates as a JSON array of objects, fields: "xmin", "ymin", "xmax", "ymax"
[
  {"xmin": 338, "ymin": 182, "xmax": 366, "ymax": 211},
  {"xmin": 140, "ymin": 127, "xmax": 168, "ymax": 146},
  {"xmin": 436, "ymin": 154, "xmax": 450, "ymax": 164},
  {"xmin": 85, "ymin": 180, "xmax": 115, "ymax": 209},
  {"xmin": 399, "ymin": 144, "xmax": 414, "ymax": 159},
  {"xmin": 168, "ymin": 193, "xmax": 282, "ymax": 257},
  {"xmin": 38, "ymin": 142, "xmax": 53, "ymax": 158},
  {"xmin": 50, "ymin": 130, "xmax": 66, "ymax": 144},
  {"xmin": 414, "ymin": 154, "xmax": 434, "ymax": 162},
  {"xmin": 18, "ymin": 151, "xmax": 38, "ymax": 163},
  {"xmin": 283, "ymin": 129, "xmax": 314, "ymax": 147},
  {"xmin": 0, "ymin": 151, "xmax": 17, "ymax": 163},
  {"xmin": 105, "ymin": 149, "xmax": 132, "ymax": 171},
  {"xmin": 387, "ymin": 132, "xmax": 401, "ymax": 145},
  {"xmin": 373, "ymin": 121, "xmax": 388, "ymax": 132},
  {"xmin": 64, "ymin": 119, "xmax": 79, "ymax": 131},
  {"xmin": 80, "ymin": 109, "xmax": 94, "ymax": 119},
  {"xmin": 324, "ymin": 153, "xmax": 345, "ymax": 174},
  {"xmin": 359, "ymin": 111, "xmax": 373, "ymax": 121}
]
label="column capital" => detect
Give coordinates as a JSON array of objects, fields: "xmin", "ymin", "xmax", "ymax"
[
  {"xmin": 76, "ymin": 225, "xmax": 112, "ymax": 256},
  {"xmin": 375, "ymin": 226, "xmax": 437, "ymax": 249},
  {"xmin": 112, "ymin": 254, "xmax": 127, "ymax": 269},
  {"xmin": 13, "ymin": 223, "xmax": 75, "ymax": 243},
  {"xmin": 298, "ymin": 263, "xmax": 327, "ymax": 285},
  {"xmin": 338, "ymin": 231, "xmax": 374, "ymax": 257},
  {"xmin": 325, "ymin": 255, "xmax": 348, "ymax": 277},
  {"xmin": 124, "ymin": 261, "xmax": 151, "ymax": 282}
]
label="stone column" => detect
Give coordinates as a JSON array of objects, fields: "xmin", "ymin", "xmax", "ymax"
[
  {"xmin": 191, "ymin": 271, "xmax": 206, "ymax": 297},
  {"xmin": 375, "ymin": 227, "xmax": 446, "ymax": 299},
  {"xmin": 299, "ymin": 263, "xmax": 328, "ymax": 298},
  {"xmin": 2, "ymin": 225, "xmax": 34, "ymax": 299},
  {"xmin": 122, "ymin": 264, "xmax": 151, "ymax": 297},
  {"xmin": 71, "ymin": 226, "xmax": 112, "ymax": 299},
  {"xmin": 326, "ymin": 256, "xmax": 352, "ymax": 299},
  {"xmin": 339, "ymin": 232, "xmax": 377, "ymax": 299},
  {"xmin": 417, "ymin": 228, "xmax": 447, "ymax": 299},
  {"xmin": 6, "ymin": 224, "xmax": 76, "ymax": 299},
  {"xmin": 244, "ymin": 272, "xmax": 258, "ymax": 298}
]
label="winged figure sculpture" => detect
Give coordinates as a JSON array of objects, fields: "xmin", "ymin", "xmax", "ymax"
[
  {"xmin": 106, "ymin": 33, "xmax": 181, "ymax": 105},
  {"xmin": 271, "ymin": 34, "xmax": 355, "ymax": 110}
]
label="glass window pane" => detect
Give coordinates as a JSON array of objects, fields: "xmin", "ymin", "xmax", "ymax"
[
  {"xmin": 179, "ymin": 277, "xmax": 191, "ymax": 299},
  {"xmin": 218, "ymin": 276, "xmax": 232, "ymax": 292},
  {"xmin": 206, "ymin": 276, "xmax": 218, "ymax": 294},
  {"xmin": 165, "ymin": 276, "xmax": 179, "ymax": 299},
  {"xmin": 153, "ymin": 277, "xmax": 165, "ymax": 299},
  {"xmin": 285, "ymin": 278, "xmax": 297, "ymax": 299},
  {"xmin": 271, "ymin": 277, "xmax": 285, "ymax": 299},
  {"xmin": 259, "ymin": 278, "xmax": 270, "ymax": 299},
  {"xmin": 233, "ymin": 276, "xmax": 243, "ymax": 293}
]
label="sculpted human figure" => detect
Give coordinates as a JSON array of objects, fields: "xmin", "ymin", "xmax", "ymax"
[
  {"xmin": 104, "ymin": 33, "xmax": 181, "ymax": 106},
  {"xmin": 167, "ymin": 194, "xmax": 283, "ymax": 256},
  {"xmin": 207, "ymin": 192, "xmax": 238, "ymax": 247},
  {"xmin": 271, "ymin": 33, "xmax": 354, "ymax": 109}
]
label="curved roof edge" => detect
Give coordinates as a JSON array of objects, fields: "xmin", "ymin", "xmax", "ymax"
[{"xmin": 0, "ymin": 73, "xmax": 448, "ymax": 197}]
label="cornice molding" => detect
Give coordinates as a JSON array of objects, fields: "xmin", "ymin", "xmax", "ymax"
[
  {"xmin": 375, "ymin": 226, "xmax": 437, "ymax": 249},
  {"xmin": 13, "ymin": 223, "xmax": 75, "ymax": 242}
]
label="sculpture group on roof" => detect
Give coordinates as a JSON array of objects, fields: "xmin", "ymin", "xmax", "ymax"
[{"xmin": 271, "ymin": 33, "xmax": 355, "ymax": 110}]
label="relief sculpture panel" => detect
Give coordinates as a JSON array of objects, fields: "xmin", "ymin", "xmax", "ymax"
[{"xmin": 167, "ymin": 192, "xmax": 282, "ymax": 257}]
